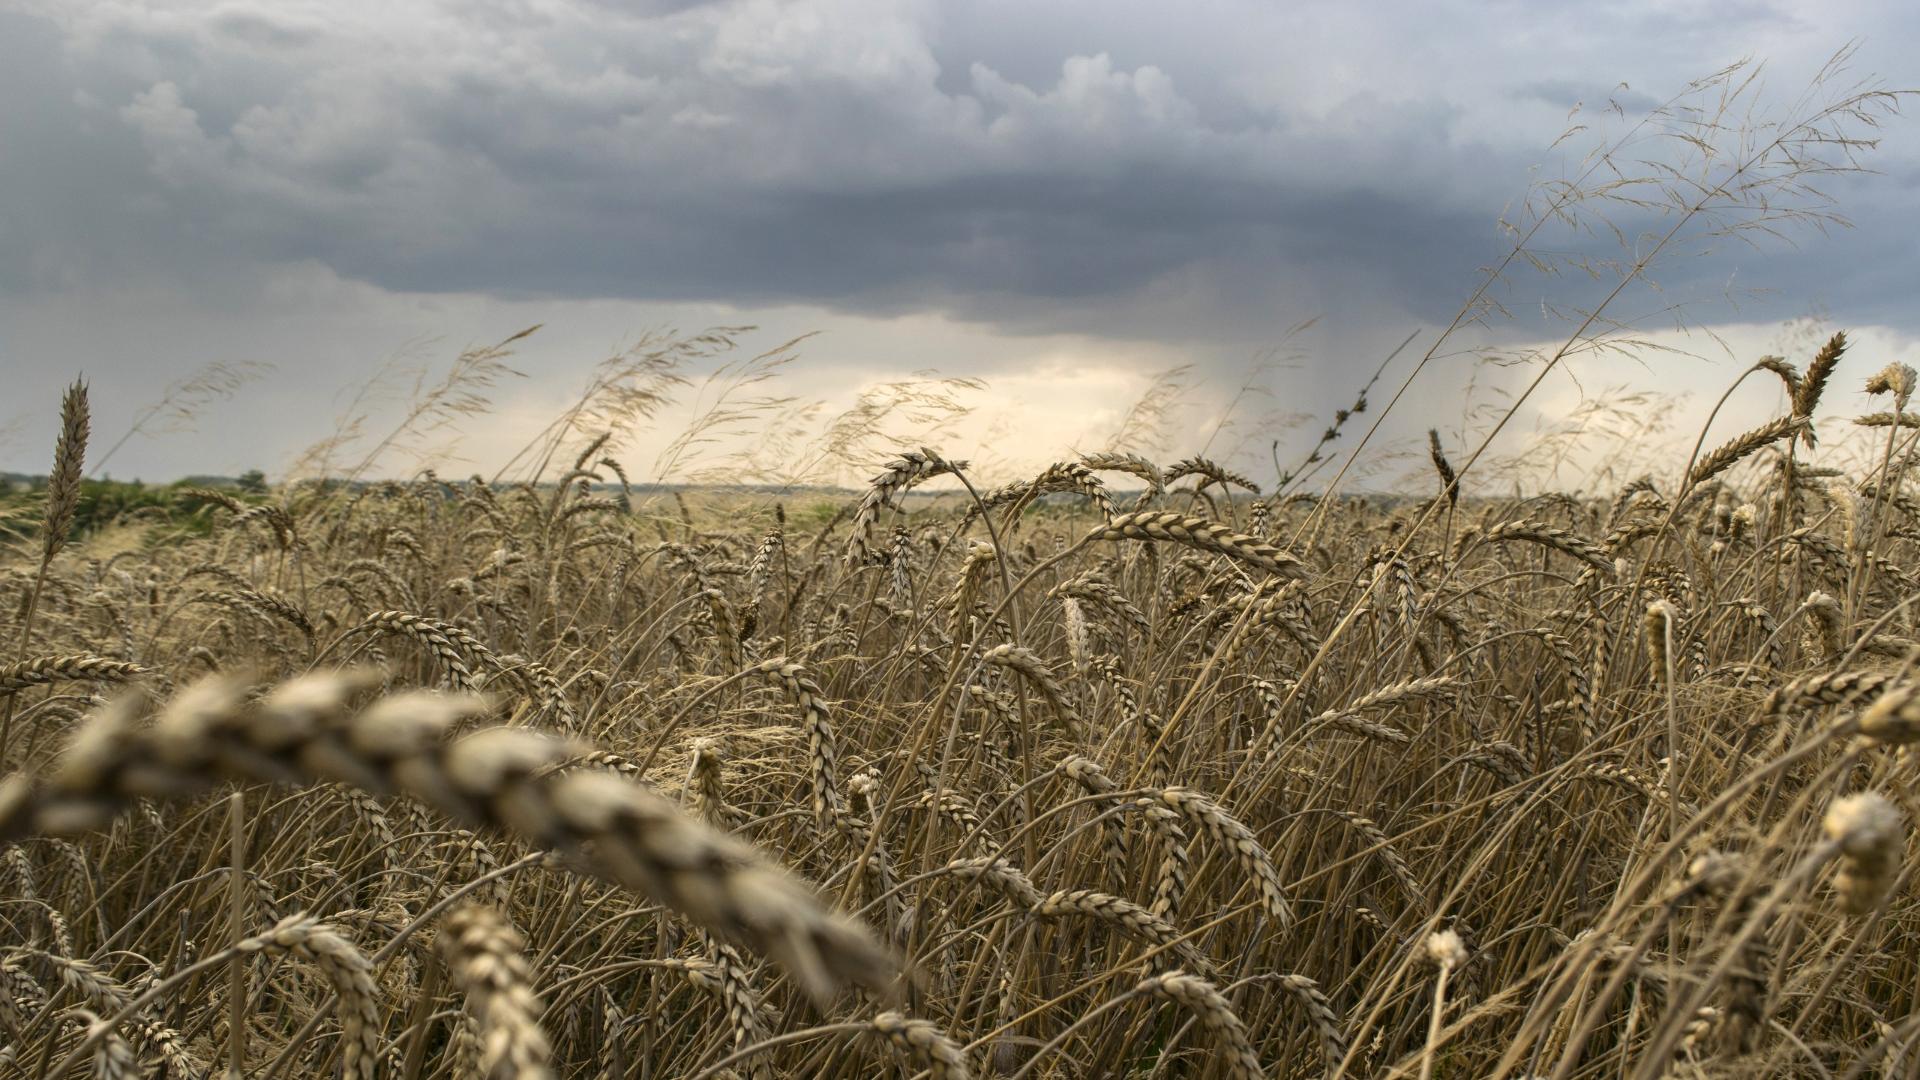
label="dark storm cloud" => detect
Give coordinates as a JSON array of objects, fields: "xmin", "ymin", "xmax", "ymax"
[{"xmin": 1, "ymin": 0, "xmax": 1915, "ymax": 350}]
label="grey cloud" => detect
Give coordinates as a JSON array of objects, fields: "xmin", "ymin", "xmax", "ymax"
[
  {"xmin": 1, "ymin": 0, "xmax": 1915, "ymax": 358},
  {"xmin": 1511, "ymin": 81, "xmax": 1663, "ymax": 116},
  {"xmin": 206, "ymin": 9, "xmax": 326, "ymax": 50}
]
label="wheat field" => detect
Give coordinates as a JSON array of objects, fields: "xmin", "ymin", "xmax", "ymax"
[{"xmin": 0, "ymin": 330, "xmax": 1916, "ymax": 1080}]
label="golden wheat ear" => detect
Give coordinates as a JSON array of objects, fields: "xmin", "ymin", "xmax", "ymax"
[
  {"xmin": 43, "ymin": 379, "xmax": 90, "ymax": 564},
  {"xmin": 439, "ymin": 905, "xmax": 554, "ymax": 1080},
  {"xmin": 1086, "ymin": 511, "xmax": 1308, "ymax": 578}
]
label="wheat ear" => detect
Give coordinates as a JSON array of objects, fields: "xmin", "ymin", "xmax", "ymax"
[
  {"xmin": 1133, "ymin": 970, "xmax": 1263, "ymax": 1080},
  {"xmin": 1152, "ymin": 787, "xmax": 1293, "ymax": 928},
  {"xmin": 1824, "ymin": 793, "xmax": 1904, "ymax": 914},
  {"xmin": 1688, "ymin": 416, "xmax": 1809, "ymax": 488},
  {"xmin": 0, "ymin": 657, "xmax": 156, "ymax": 695},
  {"xmin": 0, "ymin": 672, "xmax": 895, "ymax": 1002},
  {"xmin": 869, "ymin": 1010, "xmax": 970, "ymax": 1080},
  {"xmin": 1791, "ymin": 330, "xmax": 1849, "ymax": 444},
  {"xmin": 43, "ymin": 381, "xmax": 90, "ymax": 565},
  {"xmin": 438, "ymin": 905, "xmax": 553, "ymax": 1080},
  {"xmin": 1427, "ymin": 429, "xmax": 1459, "ymax": 507},
  {"xmin": 1085, "ymin": 512, "xmax": 1307, "ymax": 578}
]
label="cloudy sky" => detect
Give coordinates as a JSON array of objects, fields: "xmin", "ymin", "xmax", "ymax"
[{"xmin": 2, "ymin": 0, "xmax": 1916, "ymax": 488}]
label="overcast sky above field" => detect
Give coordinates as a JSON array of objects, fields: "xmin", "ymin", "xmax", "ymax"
[{"xmin": 2, "ymin": 0, "xmax": 1917, "ymax": 486}]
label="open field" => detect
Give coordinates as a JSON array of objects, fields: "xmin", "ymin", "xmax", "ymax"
[
  {"xmin": 2, "ymin": 1, "xmax": 1917, "ymax": 1075},
  {"xmin": 0, "ymin": 352, "xmax": 1917, "ymax": 1079}
]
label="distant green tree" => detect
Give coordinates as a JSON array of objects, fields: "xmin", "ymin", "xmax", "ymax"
[{"xmin": 237, "ymin": 469, "xmax": 268, "ymax": 493}]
